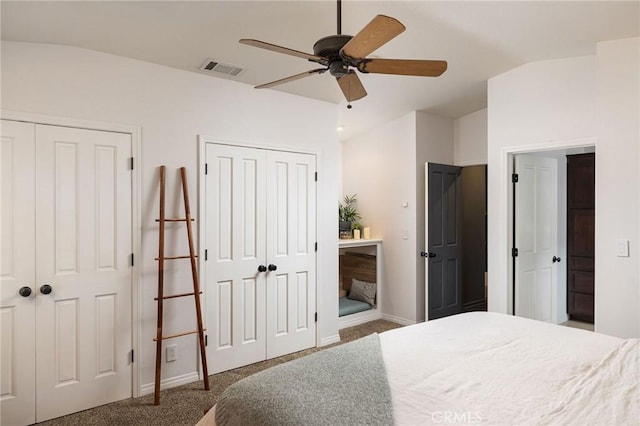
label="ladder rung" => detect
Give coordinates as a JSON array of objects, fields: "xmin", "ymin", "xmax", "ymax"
[
  {"xmin": 154, "ymin": 255, "xmax": 198, "ymax": 260},
  {"xmin": 155, "ymin": 218, "xmax": 194, "ymax": 222},
  {"xmin": 153, "ymin": 328, "xmax": 207, "ymax": 341},
  {"xmin": 154, "ymin": 291, "xmax": 202, "ymax": 301}
]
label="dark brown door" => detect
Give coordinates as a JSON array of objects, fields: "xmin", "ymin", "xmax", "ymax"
[
  {"xmin": 428, "ymin": 163, "xmax": 462, "ymax": 320},
  {"xmin": 567, "ymin": 153, "xmax": 595, "ymax": 323}
]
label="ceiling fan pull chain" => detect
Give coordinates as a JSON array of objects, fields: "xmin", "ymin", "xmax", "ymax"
[{"xmin": 347, "ymin": 72, "xmax": 353, "ymax": 109}]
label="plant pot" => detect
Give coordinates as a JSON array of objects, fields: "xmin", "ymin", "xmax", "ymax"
[{"xmin": 339, "ymin": 221, "xmax": 352, "ymax": 239}]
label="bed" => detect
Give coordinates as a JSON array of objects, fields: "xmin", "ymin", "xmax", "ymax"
[{"xmin": 198, "ymin": 312, "xmax": 639, "ymax": 425}]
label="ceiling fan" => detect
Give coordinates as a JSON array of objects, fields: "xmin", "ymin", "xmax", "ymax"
[{"xmin": 239, "ymin": 0, "xmax": 447, "ymax": 108}]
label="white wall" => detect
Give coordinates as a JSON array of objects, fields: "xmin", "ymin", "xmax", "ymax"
[
  {"xmin": 488, "ymin": 46, "xmax": 640, "ymax": 338},
  {"xmin": 341, "ymin": 111, "xmax": 454, "ymax": 324},
  {"xmin": 454, "ymin": 108, "xmax": 487, "ymax": 166},
  {"xmin": 416, "ymin": 111, "xmax": 454, "ymax": 321},
  {"xmin": 594, "ymin": 38, "xmax": 640, "ymax": 338},
  {"xmin": 342, "ymin": 112, "xmax": 418, "ymax": 324},
  {"xmin": 487, "ymin": 55, "xmax": 596, "ymax": 317},
  {"xmin": 1, "ymin": 41, "xmax": 340, "ymax": 392}
]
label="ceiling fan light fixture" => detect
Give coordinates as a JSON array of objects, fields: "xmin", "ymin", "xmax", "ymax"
[
  {"xmin": 239, "ymin": 0, "xmax": 446, "ymax": 104},
  {"xmin": 329, "ymin": 60, "xmax": 349, "ymax": 77}
]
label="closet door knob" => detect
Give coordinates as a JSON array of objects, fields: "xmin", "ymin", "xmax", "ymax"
[
  {"xmin": 428, "ymin": 252, "xmax": 436, "ymax": 258},
  {"xmin": 40, "ymin": 284, "xmax": 53, "ymax": 295},
  {"xmin": 552, "ymin": 256, "xmax": 561, "ymax": 263},
  {"xmin": 19, "ymin": 286, "xmax": 33, "ymax": 297},
  {"xmin": 258, "ymin": 265, "xmax": 267, "ymax": 273},
  {"xmin": 268, "ymin": 264, "xmax": 277, "ymax": 271}
]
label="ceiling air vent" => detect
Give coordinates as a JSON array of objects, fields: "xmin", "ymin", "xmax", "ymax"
[{"xmin": 200, "ymin": 59, "xmax": 243, "ymax": 76}]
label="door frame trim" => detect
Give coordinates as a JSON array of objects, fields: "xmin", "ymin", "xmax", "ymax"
[
  {"xmin": 495, "ymin": 137, "xmax": 596, "ymax": 318},
  {"xmin": 197, "ymin": 136, "xmax": 320, "ymax": 371},
  {"xmin": 1, "ymin": 109, "xmax": 143, "ymax": 397}
]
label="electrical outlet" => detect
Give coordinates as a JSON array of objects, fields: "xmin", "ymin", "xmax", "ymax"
[{"xmin": 166, "ymin": 345, "xmax": 177, "ymax": 362}]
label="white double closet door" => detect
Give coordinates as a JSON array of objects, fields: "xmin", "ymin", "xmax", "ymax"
[
  {"xmin": 1, "ymin": 120, "xmax": 133, "ymax": 424},
  {"xmin": 205, "ymin": 143, "xmax": 316, "ymax": 373}
]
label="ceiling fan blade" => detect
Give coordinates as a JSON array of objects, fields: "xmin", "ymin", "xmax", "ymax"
[
  {"xmin": 340, "ymin": 15, "xmax": 406, "ymax": 60},
  {"xmin": 358, "ymin": 59, "xmax": 448, "ymax": 77},
  {"xmin": 255, "ymin": 68, "xmax": 327, "ymax": 89},
  {"xmin": 240, "ymin": 39, "xmax": 326, "ymax": 64},
  {"xmin": 336, "ymin": 72, "xmax": 367, "ymax": 102}
]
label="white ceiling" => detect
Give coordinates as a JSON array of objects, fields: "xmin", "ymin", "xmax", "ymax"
[{"xmin": 2, "ymin": 1, "xmax": 638, "ymax": 140}]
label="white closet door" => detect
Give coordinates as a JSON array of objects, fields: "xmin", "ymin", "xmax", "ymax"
[
  {"xmin": 205, "ymin": 143, "xmax": 317, "ymax": 373},
  {"xmin": 265, "ymin": 151, "xmax": 316, "ymax": 359},
  {"xmin": 515, "ymin": 154, "xmax": 558, "ymax": 323},
  {"xmin": 1, "ymin": 120, "xmax": 37, "ymax": 426},
  {"xmin": 206, "ymin": 144, "xmax": 268, "ymax": 373},
  {"xmin": 34, "ymin": 125, "xmax": 132, "ymax": 421}
]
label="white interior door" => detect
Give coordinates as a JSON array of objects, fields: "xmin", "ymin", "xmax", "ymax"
[
  {"xmin": 205, "ymin": 144, "xmax": 267, "ymax": 373},
  {"xmin": 205, "ymin": 143, "xmax": 316, "ymax": 373},
  {"xmin": 1, "ymin": 121, "xmax": 37, "ymax": 426},
  {"xmin": 515, "ymin": 154, "xmax": 558, "ymax": 322},
  {"xmin": 34, "ymin": 125, "xmax": 133, "ymax": 421},
  {"xmin": 1, "ymin": 121, "xmax": 133, "ymax": 423},
  {"xmin": 265, "ymin": 151, "xmax": 316, "ymax": 359}
]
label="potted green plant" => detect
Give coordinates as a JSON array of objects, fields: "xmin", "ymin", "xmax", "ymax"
[{"xmin": 338, "ymin": 194, "xmax": 361, "ymax": 239}]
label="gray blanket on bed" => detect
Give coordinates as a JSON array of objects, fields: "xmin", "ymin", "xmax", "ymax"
[{"xmin": 214, "ymin": 333, "xmax": 393, "ymax": 426}]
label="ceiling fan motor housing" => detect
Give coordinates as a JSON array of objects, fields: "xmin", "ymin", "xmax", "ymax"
[{"xmin": 313, "ymin": 34, "xmax": 354, "ymax": 77}]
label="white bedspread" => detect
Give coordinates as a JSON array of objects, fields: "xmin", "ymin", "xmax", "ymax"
[{"xmin": 379, "ymin": 312, "xmax": 638, "ymax": 425}]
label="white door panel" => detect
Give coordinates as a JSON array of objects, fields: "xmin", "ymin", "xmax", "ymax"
[
  {"xmin": 266, "ymin": 151, "xmax": 316, "ymax": 359},
  {"xmin": 205, "ymin": 144, "xmax": 316, "ymax": 373},
  {"xmin": 1, "ymin": 120, "xmax": 37, "ymax": 426},
  {"xmin": 34, "ymin": 125, "xmax": 132, "ymax": 421},
  {"xmin": 515, "ymin": 155, "xmax": 557, "ymax": 323},
  {"xmin": 206, "ymin": 144, "xmax": 267, "ymax": 373}
]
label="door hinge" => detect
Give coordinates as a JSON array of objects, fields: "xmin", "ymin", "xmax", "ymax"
[
  {"xmin": 512, "ymin": 173, "xmax": 519, "ymax": 183},
  {"xmin": 314, "ymin": 312, "xmax": 318, "ymax": 323},
  {"xmin": 314, "ymin": 172, "xmax": 318, "ymax": 182},
  {"xmin": 205, "ymin": 249, "xmax": 208, "ymax": 261},
  {"xmin": 205, "ymin": 163, "xmax": 208, "ymax": 175},
  {"xmin": 315, "ymin": 242, "xmax": 318, "ymax": 252},
  {"xmin": 130, "ymin": 253, "xmax": 134, "ymax": 267},
  {"xmin": 205, "ymin": 335, "xmax": 208, "ymax": 346},
  {"xmin": 512, "ymin": 248, "xmax": 519, "ymax": 257},
  {"xmin": 129, "ymin": 157, "xmax": 134, "ymax": 170},
  {"xmin": 130, "ymin": 349, "xmax": 134, "ymax": 363}
]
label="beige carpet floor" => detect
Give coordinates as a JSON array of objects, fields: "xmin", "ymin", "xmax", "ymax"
[{"xmin": 37, "ymin": 320, "xmax": 402, "ymax": 426}]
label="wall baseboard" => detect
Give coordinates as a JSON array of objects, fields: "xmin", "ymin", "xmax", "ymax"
[
  {"xmin": 338, "ymin": 309, "xmax": 382, "ymax": 329},
  {"xmin": 381, "ymin": 313, "xmax": 416, "ymax": 326},
  {"xmin": 319, "ymin": 334, "xmax": 341, "ymax": 346},
  {"xmin": 140, "ymin": 371, "xmax": 200, "ymax": 396}
]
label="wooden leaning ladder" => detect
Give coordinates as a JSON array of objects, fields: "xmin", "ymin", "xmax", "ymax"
[{"xmin": 154, "ymin": 166, "xmax": 209, "ymax": 405}]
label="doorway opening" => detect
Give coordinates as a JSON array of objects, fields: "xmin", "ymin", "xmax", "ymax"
[
  {"xmin": 425, "ymin": 163, "xmax": 487, "ymax": 320},
  {"xmin": 510, "ymin": 146, "xmax": 595, "ymax": 327}
]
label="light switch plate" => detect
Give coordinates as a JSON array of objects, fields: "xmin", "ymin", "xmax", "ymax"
[{"xmin": 616, "ymin": 239, "xmax": 629, "ymax": 257}]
